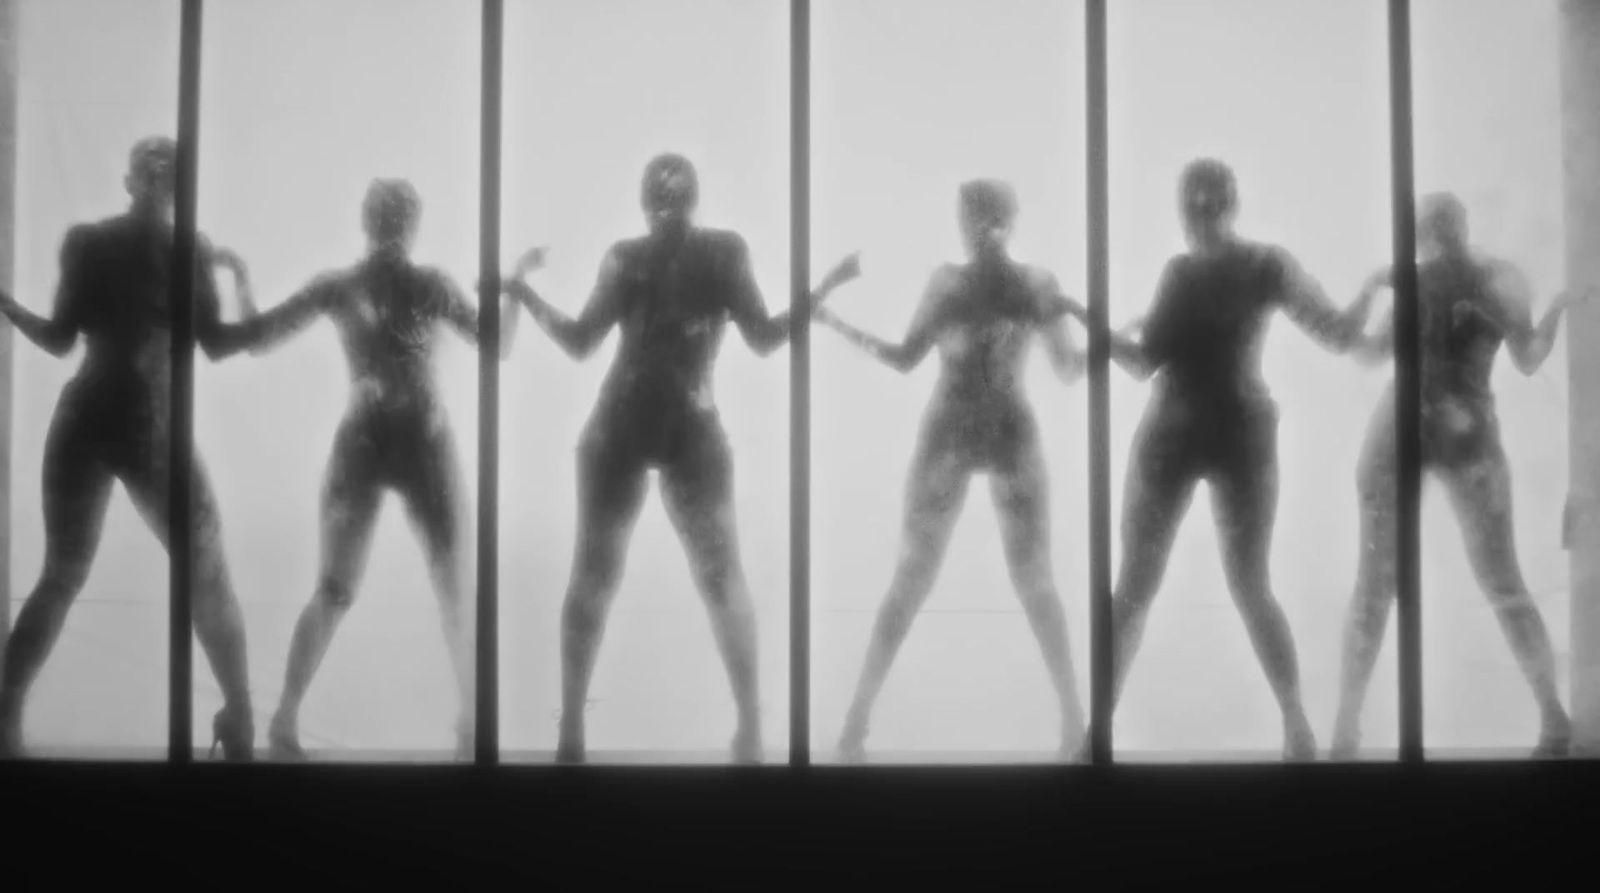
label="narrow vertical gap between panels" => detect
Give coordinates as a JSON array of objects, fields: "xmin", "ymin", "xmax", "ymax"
[
  {"xmin": 475, "ymin": 0, "xmax": 504, "ymax": 767},
  {"xmin": 168, "ymin": 0, "xmax": 204, "ymax": 765},
  {"xmin": 1387, "ymin": 0, "xmax": 1424, "ymax": 764},
  {"xmin": 789, "ymin": 0, "xmax": 811, "ymax": 768},
  {"xmin": 1084, "ymin": 0, "xmax": 1113, "ymax": 768},
  {"xmin": 0, "ymin": 0, "xmax": 18, "ymax": 672}
]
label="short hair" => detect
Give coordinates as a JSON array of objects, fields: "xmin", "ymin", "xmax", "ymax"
[
  {"xmin": 1418, "ymin": 192, "xmax": 1468, "ymax": 245},
  {"xmin": 1179, "ymin": 158, "xmax": 1238, "ymax": 220},
  {"xmin": 958, "ymin": 178, "xmax": 1019, "ymax": 230},
  {"xmin": 128, "ymin": 136, "xmax": 177, "ymax": 177},
  {"xmin": 641, "ymin": 152, "xmax": 699, "ymax": 213},
  {"xmin": 363, "ymin": 178, "xmax": 422, "ymax": 244}
]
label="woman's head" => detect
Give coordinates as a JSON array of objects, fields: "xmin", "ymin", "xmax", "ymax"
[
  {"xmin": 363, "ymin": 178, "xmax": 422, "ymax": 251},
  {"xmin": 125, "ymin": 136, "xmax": 177, "ymax": 215},
  {"xmin": 958, "ymin": 178, "xmax": 1018, "ymax": 259},
  {"xmin": 1178, "ymin": 158, "xmax": 1238, "ymax": 246},
  {"xmin": 641, "ymin": 153, "xmax": 699, "ymax": 233},
  {"xmin": 1417, "ymin": 192, "xmax": 1469, "ymax": 258}
]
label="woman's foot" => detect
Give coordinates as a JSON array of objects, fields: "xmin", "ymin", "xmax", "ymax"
[
  {"xmin": 1283, "ymin": 712, "xmax": 1318, "ymax": 762},
  {"xmin": 554, "ymin": 739, "xmax": 584, "ymax": 765},
  {"xmin": 1059, "ymin": 715, "xmax": 1088, "ymax": 764},
  {"xmin": 0, "ymin": 718, "xmax": 23, "ymax": 760},
  {"xmin": 731, "ymin": 725, "xmax": 764, "ymax": 765},
  {"xmin": 0, "ymin": 696, "xmax": 23, "ymax": 760},
  {"xmin": 1058, "ymin": 735, "xmax": 1090, "ymax": 765},
  {"xmin": 837, "ymin": 718, "xmax": 868, "ymax": 765},
  {"xmin": 1533, "ymin": 714, "xmax": 1572, "ymax": 759},
  {"xmin": 210, "ymin": 705, "xmax": 256, "ymax": 762},
  {"xmin": 555, "ymin": 713, "xmax": 585, "ymax": 764},
  {"xmin": 267, "ymin": 712, "xmax": 308, "ymax": 761},
  {"xmin": 1329, "ymin": 711, "xmax": 1361, "ymax": 761}
]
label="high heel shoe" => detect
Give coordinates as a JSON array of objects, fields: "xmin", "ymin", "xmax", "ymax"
[
  {"xmin": 266, "ymin": 715, "xmax": 308, "ymax": 761},
  {"xmin": 209, "ymin": 707, "xmax": 256, "ymax": 762}
]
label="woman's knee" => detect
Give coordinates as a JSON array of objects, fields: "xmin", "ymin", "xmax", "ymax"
[
  {"xmin": 564, "ymin": 547, "xmax": 626, "ymax": 611},
  {"xmin": 314, "ymin": 574, "xmax": 359, "ymax": 612},
  {"xmin": 1481, "ymin": 578, "xmax": 1539, "ymax": 618},
  {"xmin": 691, "ymin": 552, "xmax": 748, "ymax": 608},
  {"xmin": 1012, "ymin": 574, "xmax": 1065, "ymax": 616},
  {"xmin": 889, "ymin": 529, "xmax": 949, "ymax": 597},
  {"xmin": 1003, "ymin": 539, "xmax": 1056, "ymax": 598},
  {"xmin": 34, "ymin": 557, "xmax": 92, "ymax": 603}
]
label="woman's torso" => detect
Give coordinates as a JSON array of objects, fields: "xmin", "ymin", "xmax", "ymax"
[
  {"xmin": 921, "ymin": 260, "xmax": 1056, "ymax": 468},
  {"xmin": 327, "ymin": 253, "xmax": 456, "ymax": 421}
]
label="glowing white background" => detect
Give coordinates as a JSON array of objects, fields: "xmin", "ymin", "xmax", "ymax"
[
  {"xmin": 497, "ymin": 0, "xmax": 791, "ymax": 757},
  {"xmin": 3, "ymin": 0, "xmax": 1573, "ymax": 757}
]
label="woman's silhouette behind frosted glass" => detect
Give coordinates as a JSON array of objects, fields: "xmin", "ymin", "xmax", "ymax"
[{"xmin": 502, "ymin": 153, "xmax": 859, "ymax": 764}]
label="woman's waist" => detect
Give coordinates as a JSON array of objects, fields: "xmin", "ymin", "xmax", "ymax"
[
  {"xmin": 345, "ymin": 376, "xmax": 448, "ymax": 420},
  {"xmin": 926, "ymin": 386, "xmax": 1033, "ymax": 423},
  {"xmin": 600, "ymin": 367, "xmax": 716, "ymax": 411},
  {"xmin": 1152, "ymin": 372, "xmax": 1274, "ymax": 414}
]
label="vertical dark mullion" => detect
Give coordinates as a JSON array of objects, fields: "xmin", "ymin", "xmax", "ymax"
[
  {"xmin": 1387, "ymin": 0, "xmax": 1424, "ymax": 764},
  {"xmin": 475, "ymin": 0, "xmax": 504, "ymax": 767},
  {"xmin": 0, "ymin": 0, "xmax": 18, "ymax": 670},
  {"xmin": 789, "ymin": 0, "xmax": 811, "ymax": 768},
  {"xmin": 168, "ymin": 0, "xmax": 203, "ymax": 765},
  {"xmin": 1084, "ymin": 0, "xmax": 1112, "ymax": 768}
]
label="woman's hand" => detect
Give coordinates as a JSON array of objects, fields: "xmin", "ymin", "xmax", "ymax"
[
  {"xmin": 512, "ymin": 246, "xmax": 550, "ymax": 280},
  {"xmin": 818, "ymin": 251, "xmax": 863, "ymax": 295},
  {"xmin": 1553, "ymin": 284, "xmax": 1599, "ymax": 313},
  {"xmin": 210, "ymin": 246, "xmax": 258, "ymax": 316}
]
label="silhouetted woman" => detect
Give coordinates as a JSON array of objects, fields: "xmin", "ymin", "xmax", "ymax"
[
  {"xmin": 1088, "ymin": 159, "xmax": 1378, "ymax": 761},
  {"xmin": 1331, "ymin": 192, "xmax": 1587, "ymax": 759},
  {"xmin": 502, "ymin": 152, "xmax": 860, "ymax": 763},
  {"xmin": 821, "ymin": 179, "xmax": 1089, "ymax": 763},
  {"xmin": 220, "ymin": 179, "xmax": 515, "ymax": 760},
  {"xmin": 0, "ymin": 137, "xmax": 257, "ymax": 759}
]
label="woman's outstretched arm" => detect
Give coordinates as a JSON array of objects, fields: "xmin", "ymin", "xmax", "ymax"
[
  {"xmin": 201, "ymin": 250, "xmax": 343, "ymax": 360},
  {"xmin": 0, "ymin": 226, "xmax": 94, "ymax": 357},
  {"xmin": 814, "ymin": 264, "xmax": 952, "ymax": 374},
  {"xmin": 505, "ymin": 245, "xmax": 624, "ymax": 361},
  {"xmin": 431, "ymin": 268, "xmax": 522, "ymax": 361},
  {"xmin": 1041, "ymin": 289, "xmax": 1154, "ymax": 380},
  {"xmin": 1034, "ymin": 275, "xmax": 1086, "ymax": 385},
  {"xmin": 1478, "ymin": 259, "xmax": 1596, "ymax": 376},
  {"xmin": 1341, "ymin": 265, "xmax": 1395, "ymax": 367},
  {"xmin": 1278, "ymin": 249, "xmax": 1382, "ymax": 355},
  {"xmin": 726, "ymin": 240, "xmax": 862, "ymax": 356},
  {"xmin": 0, "ymin": 288, "xmax": 77, "ymax": 358}
]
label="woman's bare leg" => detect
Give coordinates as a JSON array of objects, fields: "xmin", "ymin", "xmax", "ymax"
[
  {"xmin": 1440, "ymin": 446, "xmax": 1571, "ymax": 757},
  {"xmin": 659, "ymin": 438, "xmax": 764, "ymax": 763},
  {"xmin": 1107, "ymin": 422, "xmax": 1199, "ymax": 714},
  {"xmin": 556, "ymin": 445, "xmax": 650, "ymax": 764},
  {"xmin": 990, "ymin": 447, "xmax": 1085, "ymax": 759},
  {"xmin": 0, "ymin": 422, "xmax": 114, "ymax": 758},
  {"xmin": 837, "ymin": 448, "xmax": 971, "ymax": 762},
  {"xmin": 124, "ymin": 450, "xmax": 255, "ymax": 758},
  {"xmin": 1209, "ymin": 418, "xmax": 1315, "ymax": 761},
  {"xmin": 399, "ymin": 425, "xmax": 475, "ymax": 759},
  {"xmin": 268, "ymin": 437, "xmax": 383, "ymax": 759},
  {"xmin": 1332, "ymin": 404, "xmax": 1399, "ymax": 760}
]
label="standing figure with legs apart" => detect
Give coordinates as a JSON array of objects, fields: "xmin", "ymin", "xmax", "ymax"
[
  {"xmin": 1331, "ymin": 192, "xmax": 1591, "ymax": 760},
  {"xmin": 820, "ymin": 179, "xmax": 1089, "ymax": 763},
  {"xmin": 502, "ymin": 153, "xmax": 860, "ymax": 764},
  {"xmin": 0, "ymin": 137, "xmax": 260, "ymax": 760},
  {"xmin": 217, "ymin": 178, "xmax": 518, "ymax": 761},
  {"xmin": 1082, "ymin": 158, "xmax": 1378, "ymax": 761}
]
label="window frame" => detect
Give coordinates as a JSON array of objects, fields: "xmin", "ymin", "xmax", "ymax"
[{"xmin": 16, "ymin": 0, "xmax": 1513, "ymax": 767}]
